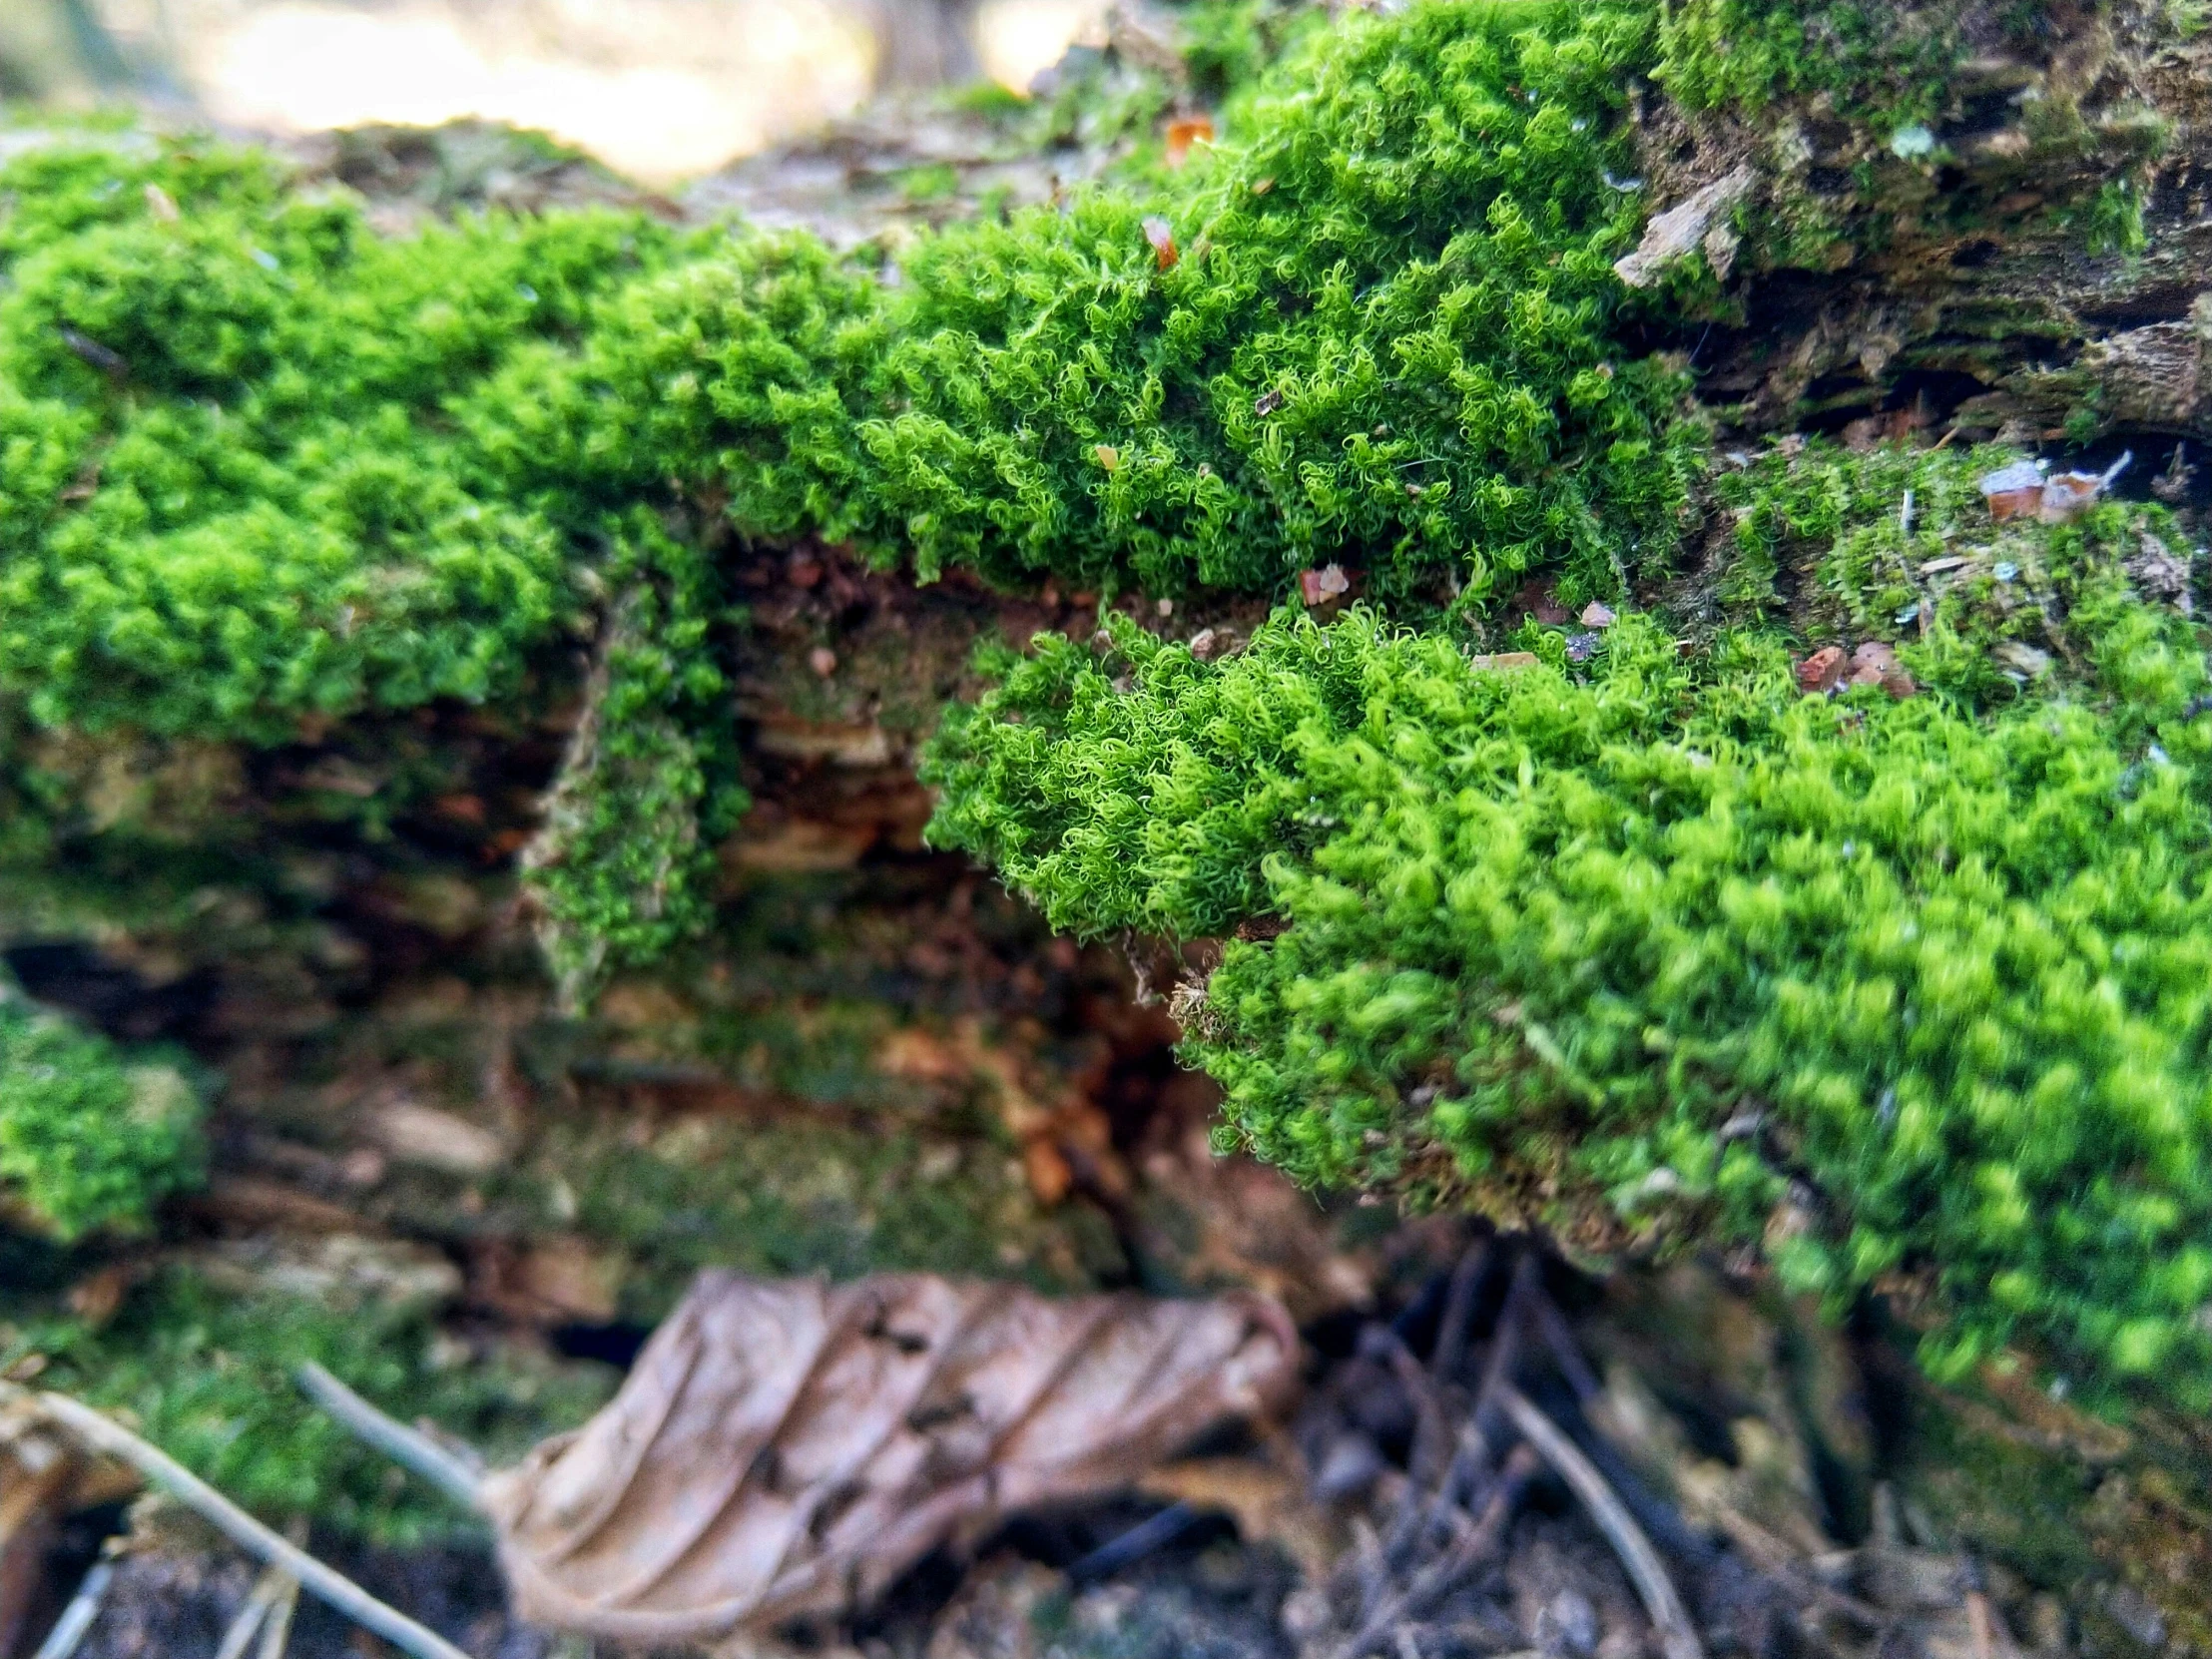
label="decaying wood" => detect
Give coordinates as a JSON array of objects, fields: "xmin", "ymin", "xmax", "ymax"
[
  {"xmin": 478, "ymin": 1270, "xmax": 1299, "ymax": 1643},
  {"xmin": 0, "ymin": 1440, "xmax": 78, "ymax": 1657}
]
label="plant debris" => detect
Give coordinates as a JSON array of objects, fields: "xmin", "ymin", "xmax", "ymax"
[
  {"xmin": 1978, "ymin": 452, "xmax": 2132, "ymax": 524},
  {"xmin": 478, "ymin": 1271, "xmax": 1298, "ymax": 1642}
]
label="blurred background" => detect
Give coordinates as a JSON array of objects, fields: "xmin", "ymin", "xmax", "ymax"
[{"xmin": 0, "ymin": 0, "xmax": 1113, "ymax": 180}]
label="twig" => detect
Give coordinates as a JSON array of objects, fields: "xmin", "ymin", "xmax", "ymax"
[
  {"xmin": 1529, "ymin": 1292, "xmax": 1600, "ymax": 1404},
  {"xmin": 31, "ymin": 1557, "xmax": 114, "ymax": 1659},
  {"xmin": 1067, "ymin": 1501, "xmax": 1201, "ymax": 1584},
  {"xmin": 219, "ymin": 1550, "xmax": 306, "ymax": 1659},
  {"xmin": 1415, "ymin": 1419, "xmax": 1492, "ymax": 1554},
  {"xmin": 215, "ymin": 1566, "xmax": 282, "ymax": 1659},
  {"xmin": 1429, "ymin": 1241, "xmax": 1489, "ymax": 1382},
  {"xmin": 1350, "ymin": 1515, "xmax": 1390, "ymax": 1625},
  {"xmin": 1496, "ymin": 1385, "xmax": 1703, "ymax": 1659},
  {"xmin": 1468, "ymin": 1256, "xmax": 1535, "ymax": 1441},
  {"xmin": 1367, "ymin": 1331, "xmax": 1452, "ymax": 1554},
  {"xmin": 294, "ymin": 1363, "xmax": 483, "ymax": 1506},
  {"xmin": 1333, "ymin": 1444, "xmax": 1538, "ymax": 1659},
  {"xmin": 257, "ymin": 1572, "xmax": 301, "ymax": 1659},
  {"xmin": 1967, "ymin": 1589, "xmax": 1995, "ymax": 1659},
  {"xmin": 29, "ymin": 1390, "xmax": 473, "ymax": 1659}
]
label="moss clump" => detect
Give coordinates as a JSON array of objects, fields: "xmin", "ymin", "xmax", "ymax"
[
  {"xmin": 480, "ymin": 0, "xmax": 1697, "ymax": 604},
  {"xmin": 1, "ymin": 1266, "xmax": 609, "ymax": 1543},
  {"xmin": 0, "ymin": 991, "xmax": 203, "ymax": 1239},
  {"xmin": 1651, "ymin": 0, "xmax": 1968, "ymax": 124},
  {"xmin": 922, "ymin": 453, "xmax": 2212, "ymax": 1407},
  {"xmin": 0, "ymin": 141, "xmax": 685, "ymax": 742},
  {"xmin": 855, "ymin": 0, "xmax": 1693, "ymax": 602}
]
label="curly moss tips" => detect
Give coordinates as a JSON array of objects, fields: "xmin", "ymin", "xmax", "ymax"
[{"xmin": 921, "ymin": 490, "xmax": 2212, "ymax": 1407}]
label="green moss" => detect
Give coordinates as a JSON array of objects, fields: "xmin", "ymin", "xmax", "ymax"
[
  {"xmin": 1, "ymin": 1266, "xmax": 609, "ymax": 1541},
  {"xmin": 6, "ymin": 1, "xmax": 2207, "ymax": 1426},
  {"xmin": 511, "ymin": 1109, "xmax": 1120, "ymax": 1323},
  {"xmin": 864, "ymin": 0, "xmax": 1694, "ymax": 602},
  {"xmin": 2081, "ymin": 176, "xmax": 2148, "ymax": 258},
  {"xmin": 922, "ymin": 472, "xmax": 2212, "ymax": 1405},
  {"xmin": 1652, "ymin": 0, "xmax": 1967, "ymax": 123},
  {"xmin": 0, "ymin": 990, "xmax": 203, "ymax": 1239},
  {"xmin": 520, "ymin": 514, "xmax": 749, "ymax": 998},
  {"xmin": 1711, "ymin": 439, "xmax": 2195, "ymax": 713}
]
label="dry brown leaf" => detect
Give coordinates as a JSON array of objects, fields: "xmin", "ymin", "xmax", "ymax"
[{"xmin": 481, "ymin": 1271, "xmax": 1298, "ymax": 1644}]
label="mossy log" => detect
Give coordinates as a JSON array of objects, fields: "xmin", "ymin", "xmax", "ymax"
[{"xmin": 3, "ymin": 2, "xmax": 2212, "ymax": 1647}]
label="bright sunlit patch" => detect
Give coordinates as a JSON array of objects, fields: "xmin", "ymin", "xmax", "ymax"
[
  {"xmin": 186, "ymin": 0, "xmax": 874, "ymax": 182},
  {"xmin": 976, "ymin": 0, "xmax": 1108, "ymax": 93}
]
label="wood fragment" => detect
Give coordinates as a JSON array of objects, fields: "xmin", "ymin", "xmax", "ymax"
[
  {"xmin": 25, "ymin": 1389, "xmax": 472, "ymax": 1659},
  {"xmin": 31, "ymin": 1558, "xmax": 114, "ymax": 1659},
  {"xmin": 1495, "ymin": 1385, "xmax": 1702, "ymax": 1659},
  {"xmin": 257, "ymin": 1572, "xmax": 302, "ymax": 1659},
  {"xmin": 1428, "ymin": 1242, "xmax": 1488, "ymax": 1382}
]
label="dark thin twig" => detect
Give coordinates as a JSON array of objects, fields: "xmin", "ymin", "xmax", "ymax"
[
  {"xmin": 1067, "ymin": 1502, "xmax": 1201, "ymax": 1584},
  {"xmin": 1414, "ymin": 1419, "xmax": 1492, "ymax": 1554},
  {"xmin": 1530, "ymin": 1291, "xmax": 1602, "ymax": 1404},
  {"xmin": 1468, "ymin": 1255, "xmax": 1536, "ymax": 1442},
  {"xmin": 1332, "ymin": 1443, "xmax": 1540, "ymax": 1659},
  {"xmin": 1367, "ymin": 1330, "xmax": 1451, "ymax": 1513},
  {"xmin": 1428, "ymin": 1241, "xmax": 1489, "ymax": 1383}
]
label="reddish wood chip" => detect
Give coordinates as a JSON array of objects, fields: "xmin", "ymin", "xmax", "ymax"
[
  {"xmin": 1164, "ymin": 115, "xmax": 1215, "ymax": 168},
  {"xmin": 1795, "ymin": 645, "xmax": 1847, "ymax": 694},
  {"xmin": 481, "ymin": 1272, "xmax": 1299, "ymax": 1643},
  {"xmin": 1142, "ymin": 216, "xmax": 1179, "ymax": 270}
]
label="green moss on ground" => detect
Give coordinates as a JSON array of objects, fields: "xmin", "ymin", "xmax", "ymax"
[{"xmin": 0, "ymin": 1266, "xmax": 610, "ymax": 1543}]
